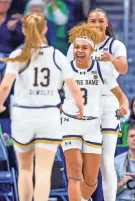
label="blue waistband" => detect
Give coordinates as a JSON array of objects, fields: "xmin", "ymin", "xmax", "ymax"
[
  {"xmin": 13, "ymin": 104, "xmax": 57, "ymax": 109},
  {"xmin": 63, "ymin": 111, "xmax": 97, "ymax": 120}
]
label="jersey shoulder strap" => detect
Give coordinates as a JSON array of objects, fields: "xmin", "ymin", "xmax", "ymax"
[
  {"xmin": 96, "ymin": 61, "xmax": 104, "ymax": 84},
  {"xmin": 53, "ymin": 48, "xmax": 61, "ymax": 71},
  {"xmin": 109, "ymin": 38, "xmax": 115, "ymax": 54}
]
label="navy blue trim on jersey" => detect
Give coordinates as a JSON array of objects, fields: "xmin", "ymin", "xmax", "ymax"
[
  {"xmin": 53, "ymin": 48, "xmax": 61, "ymax": 71},
  {"xmin": 96, "ymin": 61, "xmax": 104, "ymax": 84},
  {"xmin": 71, "ymin": 60, "xmax": 95, "ymax": 73},
  {"xmin": 63, "ymin": 111, "xmax": 97, "ymax": 120},
  {"xmin": 99, "ymin": 37, "xmax": 111, "ymax": 50},
  {"xmin": 87, "ymin": 59, "xmax": 95, "ymax": 72},
  {"xmin": 109, "ymin": 39, "xmax": 115, "ymax": 54},
  {"xmin": 12, "ymin": 137, "xmax": 62, "ymax": 146},
  {"xmin": 63, "ymin": 135, "xmax": 83, "ymax": 140},
  {"xmin": 84, "ymin": 140, "xmax": 102, "ymax": 146},
  {"xmin": 71, "ymin": 60, "xmax": 78, "ymax": 73},
  {"xmin": 19, "ymin": 59, "xmax": 31, "ymax": 74},
  {"xmin": 13, "ymin": 104, "xmax": 58, "ymax": 109}
]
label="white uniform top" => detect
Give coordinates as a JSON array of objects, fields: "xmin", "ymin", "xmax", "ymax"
[
  {"xmin": 5, "ymin": 45, "xmax": 73, "ymax": 107},
  {"xmin": 62, "ymin": 60, "xmax": 118, "ymax": 117},
  {"xmin": 67, "ymin": 36, "xmax": 127, "ymax": 95}
]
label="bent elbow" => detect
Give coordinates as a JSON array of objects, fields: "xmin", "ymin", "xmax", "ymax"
[
  {"xmin": 121, "ymin": 64, "xmax": 128, "ymax": 75},
  {"xmin": 0, "ymin": 84, "xmax": 10, "ymax": 92},
  {"xmin": 122, "ymin": 69, "xmax": 128, "ymax": 75}
]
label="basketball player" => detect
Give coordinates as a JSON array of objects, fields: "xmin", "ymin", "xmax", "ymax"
[
  {"xmin": 67, "ymin": 8, "xmax": 128, "ymax": 201},
  {"xmin": 0, "ymin": 13, "xmax": 84, "ymax": 201},
  {"xmin": 62, "ymin": 23, "xmax": 129, "ymax": 201}
]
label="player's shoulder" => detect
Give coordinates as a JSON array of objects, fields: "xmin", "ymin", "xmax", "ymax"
[
  {"xmin": 112, "ymin": 39, "xmax": 126, "ymax": 48},
  {"xmin": 9, "ymin": 49, "xmax": 22, "ymax": 58}
]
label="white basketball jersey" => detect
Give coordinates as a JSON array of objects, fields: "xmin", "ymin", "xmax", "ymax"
[
  {"xmin": 62, "ymin": 60, "xmax": 118, "ymax": 117},
  {"xmin": 67, "ymin": 37, "xmax": 127, "ymax": 96},
  {"xmin": 91, "ymin": 37, "xmax": 127, "ymax": 95},
  {"xmin": 6, "ymin": 45, "xmax": 73, "ymax": 107},
  {"xmin": 92, "ymin": 36, "xmax": 118, "ymax": 77}
]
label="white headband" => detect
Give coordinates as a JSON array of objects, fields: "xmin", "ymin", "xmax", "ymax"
[{"xmin": 75, "ymin": 36, "xmax": 94, "ymax": 49}]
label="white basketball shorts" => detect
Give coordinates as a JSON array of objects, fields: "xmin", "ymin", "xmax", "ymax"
[
  {"xmin": 61, "ymin": 112, "xmax": 103, "ymax": 154},
  {"xmin": 11, "ymin": 107, "xmax": 61, "ymax": 153},
  {"xmin": 101, "ymin": 95, "xmax": 121, "ymax": 136}
]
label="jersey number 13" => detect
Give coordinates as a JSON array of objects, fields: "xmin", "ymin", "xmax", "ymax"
[{"xmin": 33, "ymin": 67, "xmax": 50, "ymax": 87}]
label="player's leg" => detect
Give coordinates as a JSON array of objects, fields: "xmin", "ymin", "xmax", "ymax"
[
  {"xmin": 11, "ymin": 107, "xmax": 36, "ymax": 201},
  {"xmin": 100, "ymin": 133, "xmax": 118, "ymax": 201},
  {"xmin": 81, "ymin": 153, "xmax": 101, "ymax": 200},
  {"xmin": 101, "ymin": 99, "xmax": 120, "ymax": 201},
  {"xmin": 34, "ymin": 107, "xmax": 61, "ymax": 201},
  {"xmin": 81, "ymin": 118, "xmax": 102, "ymax": 200},
  {"xmin": 34, "ymin": 145, "xmax": 57, "ymax": 201},
  {"xmin": 16, "ymin": 148, "xmax": 34, "ymax": 201},
  {"xmin": 64, "ymin": 148, "xmax": 83, "ymax": 201},
  {"xmin": 61, "ymin": 113, "xmax": 83, "ymax": 201}
]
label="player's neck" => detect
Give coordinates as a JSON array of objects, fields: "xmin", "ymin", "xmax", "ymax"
[
  {"xmin": 101, "ymin": 34, "xmax": 107, "ymax": 42},
  {"xmin": 75, "ymin": 59, "xmax": 92, "ymax": 69}
]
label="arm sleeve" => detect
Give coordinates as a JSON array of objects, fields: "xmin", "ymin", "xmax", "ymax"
[
  {"xmin": 55, "ymin": 49, "xmax": 74, "ymax": 80},
  {"xmin": 5, "ymin": 49, "xmax": 22, "ymax": 76},
  {"xmin": 112, "ymin": 40, "xmax": 127, "ymax": 58},
  {"xmin": 67, "ymin": 43, "xmax": 74, "ymax": 62}
]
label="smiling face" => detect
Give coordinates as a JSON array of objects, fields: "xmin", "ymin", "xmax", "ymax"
[
  {"xmin": 73, "ymin": 40, "xmax": 92, "ymax": 66},
  {"xmin": 87, "ymin": 11, "xmax": 108, "ymax": 37}
]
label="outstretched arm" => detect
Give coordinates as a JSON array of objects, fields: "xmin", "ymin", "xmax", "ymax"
[
  {"xmin": 0, "ymin": 74, "xmax": 16, "ymax": 111},
  {"xmin": 111, "ymin": 86, "xmax": 129, "ymax": 116}
]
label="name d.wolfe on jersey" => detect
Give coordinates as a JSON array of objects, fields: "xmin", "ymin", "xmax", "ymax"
[
  {"xmin": 29, "ymin": 89, "xmax": 54, "ymax": 96},
  {"xmin": 76, "ymin": 79, "xmax": 99, "ymax": 86}
]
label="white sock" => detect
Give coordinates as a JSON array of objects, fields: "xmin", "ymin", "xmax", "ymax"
[{"xmin": 101, "ymin": 134, "xmax": 118, "ymax": 201}]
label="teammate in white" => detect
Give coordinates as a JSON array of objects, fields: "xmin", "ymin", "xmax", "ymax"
[
  {"xmin": 67, "ymin": 8, "xmax": 128, "ymax": 201},
  {"xmin": 62, "ymin": 24, "xmax": 129, "ymax": 201},
  {"xmin": 0, "ymin": 13, "xmax": 84, "ymax": 201}
]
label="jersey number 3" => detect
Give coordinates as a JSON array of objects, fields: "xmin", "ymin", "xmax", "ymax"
[
  {"xmin": 33, "ymin": 67, "xmax": 50, "ymax": 87},
  {"xmin": 81, "ymin": 88, "xmax": 88, "ymax": 105}
]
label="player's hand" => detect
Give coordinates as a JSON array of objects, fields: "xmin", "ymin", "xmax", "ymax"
[
  {"xmin": 117, "ymin": 105, "xmax": 128, "ymax": 116},
  {"xmin": 0, "ymin": 105, "xmax": 6, "ymax": 113},
  {"xmin": 101, "ymin": 51, "xmax": 115, "ymax": 62},
  {"xmin": 76, "ymin": 106, "xmax": 84, "ymax": 120}
]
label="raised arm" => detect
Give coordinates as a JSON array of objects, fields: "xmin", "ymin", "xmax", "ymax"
[
  {"xmin": 54, "ymin": 49, "xmax": 84, "ymax": 118},
  {"xmin": 65, "ymin": 78, "xmax": 84, "ymax": 118},
  {"xmin": 111, "ymin": 86, "xmax": 129, "ymax": 116},
  {"xmin": 101, "ymin": 40, "xmax": 128, "ymax": 75},
  {"xmin": 0, "ymin": 74, "xmax": 16, "ymax": 107}
]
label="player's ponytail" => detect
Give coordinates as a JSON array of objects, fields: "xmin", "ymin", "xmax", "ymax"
[
  {"xmin": 87, "ymin": 8, "xmax": 115, "ymax": 39},
  {"xmin": 1, "ymin": 13, "xmax": 47, "ymax": 63}
]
